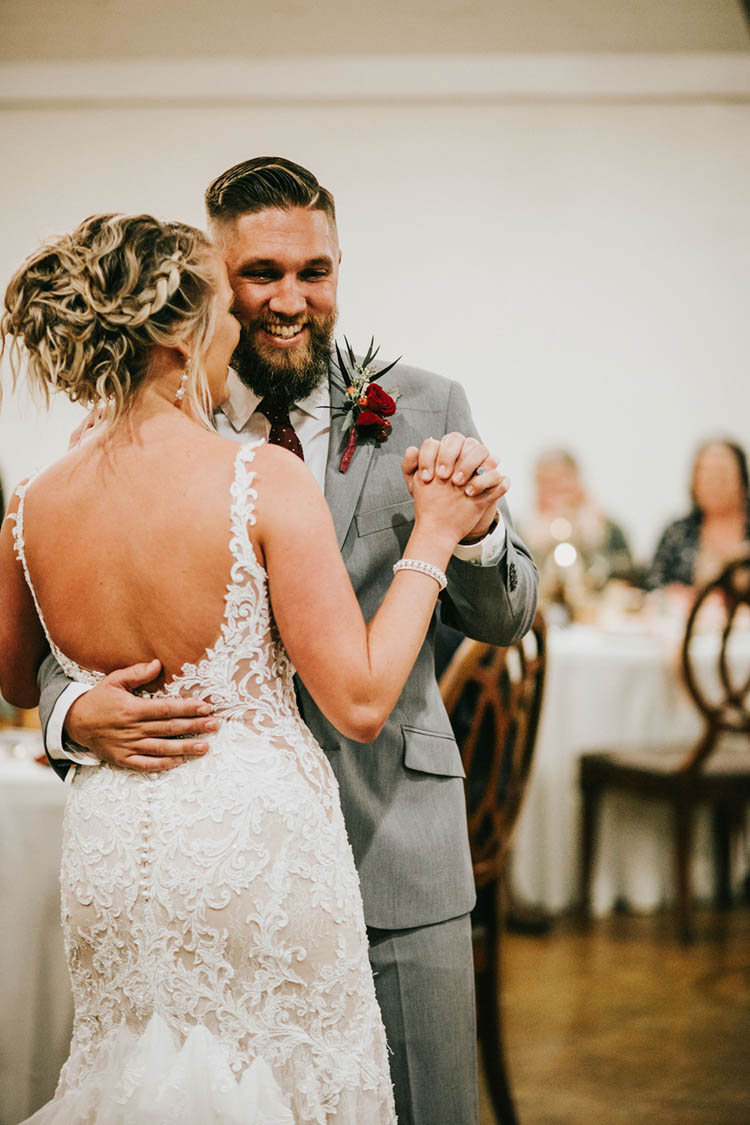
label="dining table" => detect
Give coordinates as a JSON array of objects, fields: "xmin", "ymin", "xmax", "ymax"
[{"xmin": 511, "ymin": 616, "xmax": 750, "ymax": 916}]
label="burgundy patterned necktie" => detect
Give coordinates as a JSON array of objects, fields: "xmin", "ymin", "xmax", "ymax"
[{"xmin": 257, "ymin": 398, "xmax": 304, "ymax": 461}]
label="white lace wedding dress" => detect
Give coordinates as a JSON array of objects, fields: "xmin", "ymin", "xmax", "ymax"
[{"xmin": 14, "ymin": 444, "xmax": 396, "ymax": 1124}]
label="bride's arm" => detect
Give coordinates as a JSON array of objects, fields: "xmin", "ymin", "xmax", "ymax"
[
  {"xmin": 254, "ymin": 446, "xmax": 504, "ymax": 743},
  {"xmin": 0, "ymin": 487, "xmax": 49, "ymax": 708}
]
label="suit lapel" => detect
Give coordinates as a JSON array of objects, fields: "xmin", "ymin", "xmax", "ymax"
[{"xmin": 325, "ymin": 372, "xmax": 375, "ymax": 548}]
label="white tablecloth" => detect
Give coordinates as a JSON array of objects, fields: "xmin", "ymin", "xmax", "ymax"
[
  {"xmin": 511, "ymin": 625, "xmax": 749, "ymax": 915},
  {"xmin": 0, "ymin": 734, "xmax": 71, "ymax": 1124}
]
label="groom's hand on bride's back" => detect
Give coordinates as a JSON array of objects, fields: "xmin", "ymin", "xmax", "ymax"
[{"xmin": 65, "ymin": 659, "xmax": 217, "ymax": 772}]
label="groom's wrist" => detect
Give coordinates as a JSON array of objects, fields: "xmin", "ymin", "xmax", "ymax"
[
  {"xmin": 46, "ymin": 682, "xmax": 101, "ymax": 765},
  {"xmin": 453, "ymin": 509, "xmax": 506, "ymax": 567},
  {"xmin": 459, "ymin": 511, "xmax": 499, "ymax": 545}
]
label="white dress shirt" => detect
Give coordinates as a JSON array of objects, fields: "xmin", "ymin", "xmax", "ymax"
[
  {"xmin": 215, "ymin": 371, "xmax": 331, "ymax": 491},
  {"xmin": 47, "ymin": 370, "xmax": 505, "ymax": 763}
]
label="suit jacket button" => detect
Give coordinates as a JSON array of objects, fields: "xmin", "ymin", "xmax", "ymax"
[{"xmin": 508, "ymin": 560, "xmax": 518, "ymax": 592}]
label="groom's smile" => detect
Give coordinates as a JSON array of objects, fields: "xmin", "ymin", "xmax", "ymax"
[
  {"xmin": 258, "ymin": 312, "xmax": 311, "ymax": 350},
  {"xmin": 262, "ymin": 315, "xmax": 308, "ymax": 343}
]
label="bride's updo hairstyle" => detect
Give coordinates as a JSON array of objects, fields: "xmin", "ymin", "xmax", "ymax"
[{"xmin": 1, "ymin": 213, "xmax": 217, "ymax": 428}]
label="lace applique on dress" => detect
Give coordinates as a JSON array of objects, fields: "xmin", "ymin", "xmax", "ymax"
[{"xmin": 20, "ymin": 443, "xmax": 395, "ymax": 1124}]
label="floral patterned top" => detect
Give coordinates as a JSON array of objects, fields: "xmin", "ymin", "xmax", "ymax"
[{"xmin": 646, "ymin": 509, "xmax": 750, "ymax": 589}]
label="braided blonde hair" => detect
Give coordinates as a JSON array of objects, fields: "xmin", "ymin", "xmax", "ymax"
[{"xmin": 1, "ymin": 213, "xmax": 218, "ymax": 429}]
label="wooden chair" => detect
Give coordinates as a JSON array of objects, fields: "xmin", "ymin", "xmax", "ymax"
[
  {"xmin": 580, "ymin": 553, "xmax": 750, "ymax": 942},
  {"xmin": 439, "ymin": 611, "xmax": 546, "ymax": 1125}
]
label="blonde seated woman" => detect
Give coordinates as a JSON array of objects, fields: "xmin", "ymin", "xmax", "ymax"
[{"xmin": 0, "ymin": 214, "xmax": 504, "ymax": 1123}]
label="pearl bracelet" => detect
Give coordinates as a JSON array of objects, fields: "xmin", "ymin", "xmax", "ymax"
[{"xmin": 393, "ymin": 558, "xmax": 447, "ymax": 591}]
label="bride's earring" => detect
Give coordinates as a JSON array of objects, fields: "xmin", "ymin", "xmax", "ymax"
[{"xmin": 175, "ymin": 358, "xmax": 191, "ymax": 406}]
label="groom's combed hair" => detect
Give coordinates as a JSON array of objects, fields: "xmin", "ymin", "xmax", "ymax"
[{"xmin": 205, "ymin": 156, "xmax": 337, "ymax": 230}]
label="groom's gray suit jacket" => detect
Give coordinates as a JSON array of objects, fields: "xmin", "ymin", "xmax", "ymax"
[{"xmin": 38, "ymin": 360, "xmax": 537, "ymax": 932}]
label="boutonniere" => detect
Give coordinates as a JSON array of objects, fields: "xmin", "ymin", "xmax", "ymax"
[{"xmin": 334, "ymin": 337, "xmax": 401, "ymax": 473}]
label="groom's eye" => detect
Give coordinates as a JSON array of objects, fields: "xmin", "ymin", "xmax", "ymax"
[{"xmin": 239, "ymin": 264, "xmax": 281, "ymax": 282}]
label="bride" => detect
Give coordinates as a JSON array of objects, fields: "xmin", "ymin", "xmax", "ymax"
[{"xmin": 0, "ymin": 213, "xmax": 505, "ymax": 1123}]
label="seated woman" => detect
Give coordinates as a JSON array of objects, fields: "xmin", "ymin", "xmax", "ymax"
[
  {"xmin": 647, "ymin": 439, "xmax": 750, "ymax": 591},
  {"xmin": 522, "ymin": 448, "xmax": 633, "ymax": 602}
]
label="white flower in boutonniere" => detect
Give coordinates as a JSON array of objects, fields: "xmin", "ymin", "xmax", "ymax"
[{"xmin": 334, "ymin": 337, "xmax": 401, "ymax": 473}]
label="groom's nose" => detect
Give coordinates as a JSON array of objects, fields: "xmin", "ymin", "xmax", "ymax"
[{"xmin": 268, "ymin": 275, "xmax": 306, "ymax": 318}]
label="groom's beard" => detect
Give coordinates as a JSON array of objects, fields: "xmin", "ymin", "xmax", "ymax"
[{"xmin": 232, "ymin": 310, "xmax": 337, "ymax": 408}]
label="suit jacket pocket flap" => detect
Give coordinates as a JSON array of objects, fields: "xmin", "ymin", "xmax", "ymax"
[
  {"xmin": 356, "ymin": 498, "xmax": 414, "ymax": 537},
  {"xmin": 402, "ymin": 726, "xmax": 465, "ymax": 778}
]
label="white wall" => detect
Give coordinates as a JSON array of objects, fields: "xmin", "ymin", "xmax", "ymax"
[{"xmin": 1, "ymin": 56, "xmax": 749, "ymax": 559}]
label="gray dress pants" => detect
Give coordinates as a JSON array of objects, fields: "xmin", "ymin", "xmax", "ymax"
[{"xmin": 367, "ymin": 912, "xmax": 479, "ymax": 1125}]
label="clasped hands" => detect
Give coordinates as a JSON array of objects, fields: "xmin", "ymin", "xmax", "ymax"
[{"xmin": 402, "ymin": 432, "xmax": 508, "ymax": 543}]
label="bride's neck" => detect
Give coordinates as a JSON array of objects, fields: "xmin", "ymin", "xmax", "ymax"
[
  {"xmin": 103, "ymin": 371, "xmax": 207, "ymax": 448},
  {"xmin": 135, "ymin": 381, "xmax": 190, "ymax": 422},
  {"xmin": 138, "ymin": 352, "xmax": 188, "ymax": 414}
]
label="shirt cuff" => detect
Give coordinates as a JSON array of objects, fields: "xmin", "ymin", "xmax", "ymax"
[
  {"xmin": 46, "ymin": 682, "xmax": 102, "ymax": 766},
  {"xmin": 452, "ymin": 509, "xmax": 506, "ymax": 567}
]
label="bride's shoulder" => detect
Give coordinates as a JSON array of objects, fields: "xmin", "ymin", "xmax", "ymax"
[
  {"xmin": 13, "ymin": 445, "xmax": 83, "ymax": 502},
  {"xmin": 189, "ymin": 437, "xmax": 315, "ymax": 509},
  {"xmin": 197, "ymin": 434, "xmax": 309, "ymax": 477},
  {"xmin": 249, "ymin": 441, "xmax": 309, "ymax": 475},
  {"xmin": 244, "ymin": 443, "xmax": 324, "ymax": 517}
]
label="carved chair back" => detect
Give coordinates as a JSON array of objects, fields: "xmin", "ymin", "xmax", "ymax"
[
  {"xmin": 439, "ymin": 612, "xmax": 546, "ymax": 888},
  {"xmin": 681, "ymin": 552, "xmax": 750, "ymax": 772}
]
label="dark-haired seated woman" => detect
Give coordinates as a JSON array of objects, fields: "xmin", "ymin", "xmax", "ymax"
[{"xmin": 647, "ymin": 439, "xmax": 750, "ymax": 592}]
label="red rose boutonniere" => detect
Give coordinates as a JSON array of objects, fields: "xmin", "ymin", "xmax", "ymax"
[{"xmin": 334, "ymin": 337, "xmax": 401, "ymax": 473}]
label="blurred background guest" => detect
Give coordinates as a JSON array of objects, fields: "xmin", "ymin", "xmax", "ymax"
[
  {"xmin": 647, "ymin": 438, "xmax": 750, "ymax": 591},
  {"xmin": 522, "ymin": 448, "xmax": 633, "ymax": 613}
]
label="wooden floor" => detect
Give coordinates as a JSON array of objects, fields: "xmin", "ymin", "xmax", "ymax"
[{"xmin": 479, "ymin": 907, "xmax": 750, "ymax": 1124}]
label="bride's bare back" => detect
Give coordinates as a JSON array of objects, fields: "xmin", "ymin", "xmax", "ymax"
[{"xmin": 22, "ymin": 414, "xmax": 250, "ymax": 687}]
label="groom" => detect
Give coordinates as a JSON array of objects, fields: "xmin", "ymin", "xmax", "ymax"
[{"xmin": 39, "ymin": 157, "xmax": 538, "ymax": 1124}]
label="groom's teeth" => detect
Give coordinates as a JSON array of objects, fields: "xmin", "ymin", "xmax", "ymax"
[{"xmin": 266, "ymin": 323, "xmax": 304, "ymax": 338}]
